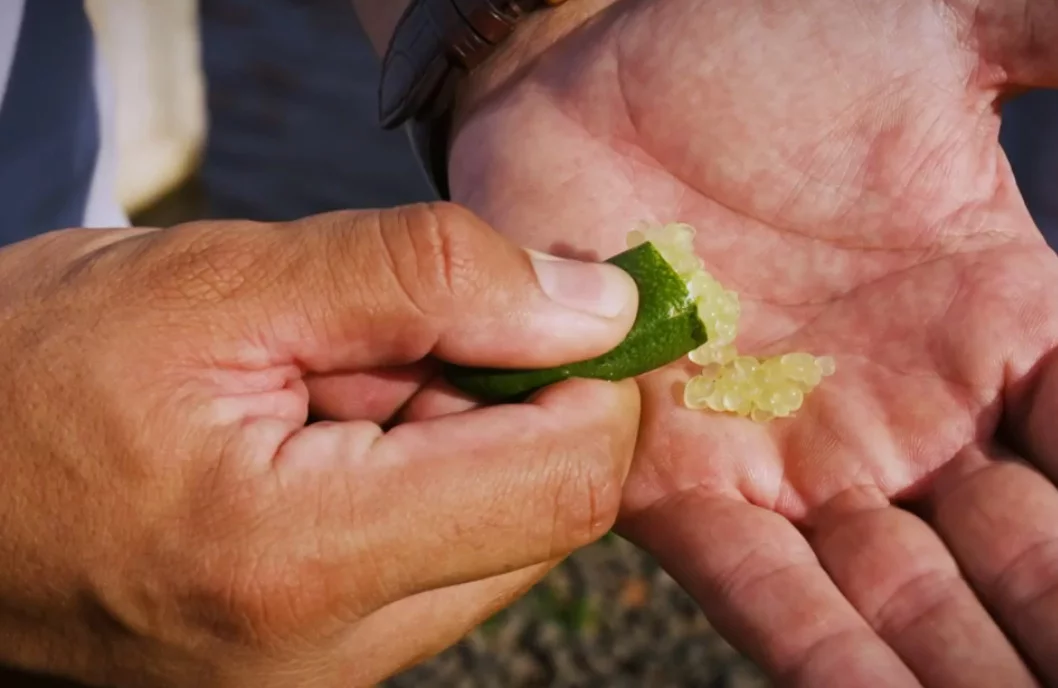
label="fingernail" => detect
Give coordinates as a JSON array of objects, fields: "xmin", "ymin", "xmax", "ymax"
[{"xmin": 528, "ymin": 249, "xmax": 636, "ymax": 319}]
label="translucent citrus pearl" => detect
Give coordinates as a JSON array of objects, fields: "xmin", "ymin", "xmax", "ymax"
[
  {"xmin": 626, "ymin": 223, "xmax": 836, "ymax": 423},
  {"xmin": 626, "ymin": 230, "xmax": 647, "ymax": 248},
  {"xmin": 705, "ymin": 390, "xmax": 725, "ymax": 411},
  {"xmin": 683, "ymin": 375, "xmax": 715, "ymax": 409},
  {"xmin": 772, "ymin": 385, "xmax": 804, "ymax": 414},
  {"xmin": 689, "ymin": 344, "xmax": 715, "ymax": 366},
  {"xmin": 751, "ymin": 408, "xmax": 775, "ymax": 423},
  {"xmin": 733, "ymin": 356, "xmax": 760, "ymax": 377}
]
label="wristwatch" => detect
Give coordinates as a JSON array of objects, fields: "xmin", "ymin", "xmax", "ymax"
[{"xmin": 377, "ymin": 0, "xmax": 568, "ymax": 199}]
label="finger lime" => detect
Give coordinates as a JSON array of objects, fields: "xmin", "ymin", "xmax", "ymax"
[
  {"xmin": 446, "ymin": 222, "xmax": 837, "ymax": 421},
  {"xmin": 444, "ymin": 234, "xmax": 709, "ymax": 402}
]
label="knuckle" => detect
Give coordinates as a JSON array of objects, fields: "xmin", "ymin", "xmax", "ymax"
[
  {"xmin": 532, "ymin": 382, "xmax": 638, "ymax": 555},
  {"xmin": 994, "ymin": 536, "xmax": 1058, "ymax": 615},
  {"xmin": 547, "ymin": 437, "xmax": 624, "ymax": 552},
  {"xmin": 379, "ymin": 202, "xmax": 490, "ymax": 313},
  {"xmin": 870, "ymin": 567, "xmax": 960, "ymax": 639}
]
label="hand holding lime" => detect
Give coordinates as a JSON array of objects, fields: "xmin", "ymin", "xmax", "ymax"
[{"xmin": 447, "ymin": 223, "xmax": 835, "ymax": 420}]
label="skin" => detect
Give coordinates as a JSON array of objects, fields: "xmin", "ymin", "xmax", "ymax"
[
  {"xmin": 0, "ymin": 205, "xmax": 643, "ymax": 686},
  {"xmin": 426, "ymin": 0, "xmax": 1058, "ymax": 685},
  {"xmin": 9, "ymin": 0, "xmax": 1056, "ymax": 684}
]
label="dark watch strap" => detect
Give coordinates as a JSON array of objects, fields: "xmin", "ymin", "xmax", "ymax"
[
  {"xmin": 378, "ymin": 0, "xmax": 566, "ymax": 197},
  {"xmin": 379, "ymin": 0, "xmax": 558, "ymax": 129}
]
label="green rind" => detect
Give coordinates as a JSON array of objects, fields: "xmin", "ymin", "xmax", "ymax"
[{"xmin": 444, "ymin": 241, "xmax": 708, "ymax": 402}]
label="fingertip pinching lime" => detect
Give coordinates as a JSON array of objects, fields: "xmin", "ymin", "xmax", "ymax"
[{"xmin": 444, "ymin": 232, "xmax": 709, "ymax": 401}]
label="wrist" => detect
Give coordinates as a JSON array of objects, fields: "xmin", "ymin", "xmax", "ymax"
[
  {"xmin": 367, "ymin": 0, "xmax": 619, "ymax": 200},
  {"xmin": 444, "ymin": 0, "xmax": 619, "ymax": 206},
  {"xmin": 449, "ymin": 0, "xmax": 618, "ymax": 131}
]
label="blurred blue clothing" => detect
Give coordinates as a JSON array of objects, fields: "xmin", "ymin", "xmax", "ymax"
[
  {"xmin": 197, "ymin": 0, "xmax": 433, "ymax": 221},
  {"xmin": 1001, "ymin": 90, "xmax": 1058, "ymax": 244},
  {"xmin": 0, "ymin": 0, "xmax": 123, "ymax": 246},
  {"xmin": 0, "ymin": 0, "xmax": 1054, "ymax": 251}
]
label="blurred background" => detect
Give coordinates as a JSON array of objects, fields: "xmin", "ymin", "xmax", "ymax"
[{"xmin": 83, "ymin": 0, "xmax": 1058, "ymax": 685}]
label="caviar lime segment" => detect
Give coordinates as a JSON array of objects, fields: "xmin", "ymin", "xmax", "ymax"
[
  {"xmin": 444, "ymin": 240, "xmax": 709, "ymax": 402},
  {"xmin": 447, "ymin": 220, "xmax": 838, "ymax": 420}
]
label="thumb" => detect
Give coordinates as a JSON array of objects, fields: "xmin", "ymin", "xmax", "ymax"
[{"xmin": 184, "ymin": 203, "xmax": 638, "ymax": 372}]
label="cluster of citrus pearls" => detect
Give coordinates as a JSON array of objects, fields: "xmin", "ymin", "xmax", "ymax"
[{"xmin": 626, "ymin": 223, "xmax": 836, "ymax": 423}]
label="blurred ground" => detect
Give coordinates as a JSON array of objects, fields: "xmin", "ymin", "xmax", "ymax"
[{"xmin": 383, "ymin": 535, "xmax": 767, "ymax": 688}]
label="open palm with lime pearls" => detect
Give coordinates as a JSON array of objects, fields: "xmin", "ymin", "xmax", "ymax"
[{"xmin": 445, "ymin": 0, "xmax": 1058, "ymax": 684}]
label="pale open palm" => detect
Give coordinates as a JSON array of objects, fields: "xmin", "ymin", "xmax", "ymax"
[{"xmin": 446, "ymin": 0, "xmax": 1058, "ymax": 684}]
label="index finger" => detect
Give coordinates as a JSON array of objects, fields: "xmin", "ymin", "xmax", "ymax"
[{"xmin": 275, "ymin": 377, "xmax": 641, "ymax": 614}]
